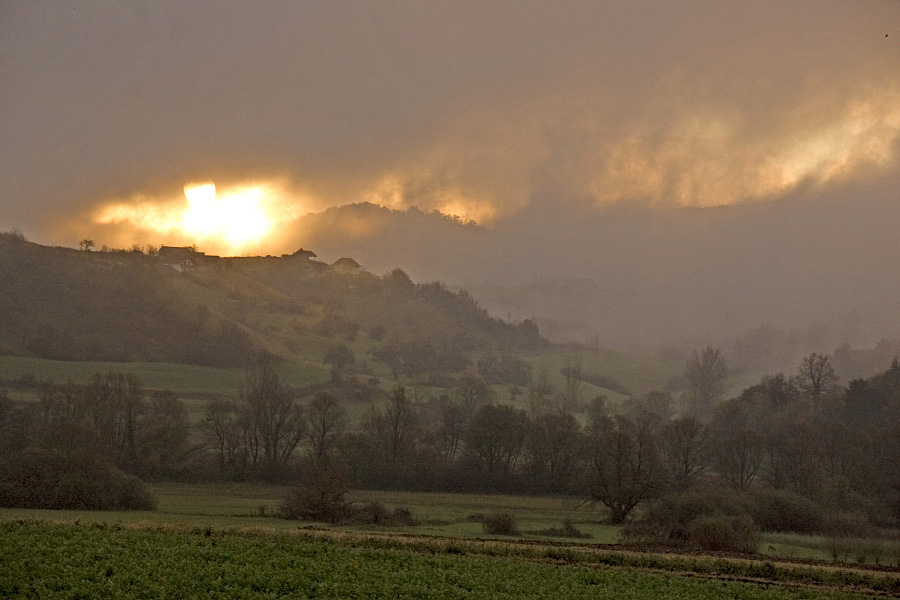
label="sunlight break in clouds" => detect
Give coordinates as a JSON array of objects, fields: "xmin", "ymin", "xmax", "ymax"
[{"xmin": 94, "ymin": 181, "xmax": 303, "ymax": 255}]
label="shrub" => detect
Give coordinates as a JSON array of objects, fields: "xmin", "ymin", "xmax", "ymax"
[
  {"xmin": 351, "ymin": 502, "xmax": 417, "ymax": 526},
  {"xmin": 746, "ymin": 489, "xmax": 824, "ymax": 534},
  {"xmin": 368, "ymin": 323, "xmax": 386, "ymax": 341},
  {"xmin": 482, "ymin": 512, "xmax": 520, "ymax": 535},
  {"xmin": 0, "ymin": 448, "xmax": 156, "ymax": 511},
  {"xmin": 688, "ymin": 514, "xmax": 759, "ymax": 553},
  {"xmin": 114, "ymin": 473, "xmax": 157, "ymax": 510},
  {"xmin": 529, "ymin": 518, "xmax": 591, "ymax": 539},
  {"xmin": 280, "ymin": 466, "xmax": 350, "ymax": 523},
  {"xmin": 623, "ymin": 488, "xmax": 758, "ymax": 553}
]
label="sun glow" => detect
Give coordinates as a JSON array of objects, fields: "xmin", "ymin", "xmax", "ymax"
[
  {"xmin": 93, "ymin": 180, "xmax": 302, "ymax": 254},
  {"xmin": 181, "ymin": 182, "xmax": 270, "ymax": 248}
]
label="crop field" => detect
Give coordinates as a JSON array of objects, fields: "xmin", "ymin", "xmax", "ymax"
[{"xmin": 3, "ymin": 519, "xmax": 897, "ymax": 599}]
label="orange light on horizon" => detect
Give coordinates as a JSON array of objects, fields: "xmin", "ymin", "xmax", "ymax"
[
  {"xmin": 93, "ymin": 180, "xmax": 303, "ymax": 254},
  {"xmin": 181, "ymin": 182, "xmax": 271, "ymax": 248}
]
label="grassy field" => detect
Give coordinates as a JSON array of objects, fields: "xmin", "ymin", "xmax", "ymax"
[
  {"xmin": 2, "ymin": 519, "xmax": 895, "ymax": 599},
  {"xmin": 525, "ymin": 348, "xmax": 683, "ymax": 398},
  {"xmin": 0, "ymin": 484, "xmax": 618, "ymax": 542},
  {"xmin": 0, "ymin": 355, "xmax": 328, "ymax": 396},
  {"xmin": 0, "ymin": 354, "xmax": 331, "ymax": 422},
  {"xmin": 1, "ymin": 483, "xmax": 895, "ymax": 566}
]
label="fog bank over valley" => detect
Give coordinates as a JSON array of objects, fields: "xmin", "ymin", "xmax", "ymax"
[{"xmin": 286, "ymin": 182, "xmax": 900, "ymax": 361}]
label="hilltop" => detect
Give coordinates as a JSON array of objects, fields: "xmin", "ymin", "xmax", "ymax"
[{"xmin": 0, "ymin": 232, "xmax": 546, "ymax": 378}]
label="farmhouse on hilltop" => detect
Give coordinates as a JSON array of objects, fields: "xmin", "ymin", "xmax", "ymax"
[
  {"xmin": 159, "ymin": 245, "xmax": 219, "ymax": 271},
  {"xmin": 290, "ymin": 248, "xmax": 318, "ymax": 260},
  {"xmin": 331, "ymin": 257, "xmax": 362, "ymax": 275}
]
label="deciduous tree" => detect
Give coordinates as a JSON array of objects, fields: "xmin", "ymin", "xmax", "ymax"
[
  {"xmin": 306, "ymin": 392, "xmax": 345, "ymax": 465},
  {"xmin": 587, "ymin": 414, "xmax": 664, "ymax": 523},
  {"xmin": 685, "ymin": 345, "xmax": 727, "ymax": 418},
  {"xmin": 659, "ymin": 416, "xmax": 711, "ymax": 490},
  {"xmin": 796, "ymin": 352, "xmax": 839, "ymax": 409},
  {"xmin": 241, "ymin": 352, "xmax": 305, "ymax": 475}
]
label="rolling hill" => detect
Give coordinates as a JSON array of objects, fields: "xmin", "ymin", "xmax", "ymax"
[{"xmin": 0, "ymin": 232, "xmax": 546, "ymax": 382}]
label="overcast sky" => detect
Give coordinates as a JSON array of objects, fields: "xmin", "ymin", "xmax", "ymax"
[
  {"xmin": 2, "ymin": 1, "xmax": 898, "ymax": 247},
  {"xmin": 3, "ymin": 2, "xmax": 900, "ymax": 352}
]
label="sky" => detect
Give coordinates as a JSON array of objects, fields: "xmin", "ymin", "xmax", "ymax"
[{"xmin": 2, "ymin": 1, "xmax": 900, "ymax": 351}]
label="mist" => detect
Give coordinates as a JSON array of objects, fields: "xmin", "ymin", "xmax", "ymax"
[{"xmin": 283, "ymin": 181, "xmax": 900, "ymax": 355}]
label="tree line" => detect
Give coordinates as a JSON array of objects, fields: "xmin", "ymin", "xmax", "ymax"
[{"xmin": 3, "ymin": 349, "xmax": 900, "ymax": 535}]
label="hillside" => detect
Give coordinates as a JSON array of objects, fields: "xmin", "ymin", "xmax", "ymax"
[
  {"xmin": 0, "ymin": 234, "xmax": 251, "ymax": 365},
  {"xmin": 0, "ymin": 232, "xmax": 546, "ymax": 378}
]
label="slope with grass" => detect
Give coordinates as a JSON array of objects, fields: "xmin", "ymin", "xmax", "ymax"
[{"xmin": 0, "ymin": 234, "xmax": 544, "ymax": 376}]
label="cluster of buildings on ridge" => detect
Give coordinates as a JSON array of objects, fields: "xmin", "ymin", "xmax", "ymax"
[{"xmin": 158, "ymin": 245, "xmax": 362, "ymax": 275}]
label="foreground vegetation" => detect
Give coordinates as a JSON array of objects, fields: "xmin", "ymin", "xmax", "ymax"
[{"xmin": 2, "ymin": 519, "xmax": 896, "ymax": 599}]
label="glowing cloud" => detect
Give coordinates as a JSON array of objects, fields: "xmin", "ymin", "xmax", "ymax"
[
  {"xmin": 362, "ymin": 174, "xmax": 498, "ymax": 225},
  {"xmin": 773, "ymin": 94, "xmax": 900, "ymax": 189},
  {"xmin": 436, "ymin": 192, "xmax": 497, "ymax": 225},
  {"xmin": 591, "ymin": 88, "xmax": 900, "ymax": 208},
  {"xmin": 84, "ymin": 88, "xmax": 900, "ymax": 253}
]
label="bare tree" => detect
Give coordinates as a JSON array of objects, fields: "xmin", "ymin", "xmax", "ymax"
[
  {"xmin": 82, "ymin": 372, "xmax": 143, "ymax": 469},
  {"xmin": 385, "ymin": 386, "xmax": 417, "ymax": 472},
  {"xmin": 527, "ymin": 411, "xmax": 582, "ymax": 482},
  {"xmin": 435, "ymin": 396, "xmax": 467, "ymax": 466},
  {"xmin": 202, "ymin": 398, "xmax": 241, "ymax": 474},
  {"xmin": 659, "ymin": 416, "xmax": 711, "ymax": 490},
  {"xmin": 685, "ymin": 345, "xmax": 727, "ymax": 418},
  {"xmin": 306, "ymin": 391, "xmax": 345, "ymax": 465},
  {"xmin": 709, "ymin": 402, "xmax": 764, "ymax": 491},
  {"xmin": 455, "ymin": 374, "xmax": 494, "ymax": 421},
  {"xmin": 796, "ymin": 352, "xmax": 839, "ymax": 409},
  {"xmin": 587, "ymin": 414, "xmax": 664, "ymax": 523},
  {"xmin": 241, "ymin": 352, "xmax": 305, "ymax": 473},
  {"xmin": 136, "ymin": 390, "xmax": 194, "ymax": 478},
  {"xmin": 764, "ymin": 419, "xmax": 823, "ymax": 497},
  {"xmin": 465, "ymin": 404, "xmax": 527, "ymax": 474},
  {"xmin": 561, "ymin": 353, "xmax": 584, "ymax": 411},
  {"xmin": 361, "ymin": 386, "xmax": 420, "ymax": 482},
  {"xmin": 714, "ymin": 429, "xmax": 764, "ymax": 491},
  {"xmin": 527, "ymin": 367, "xmax": 557, "ymax": 418}
]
